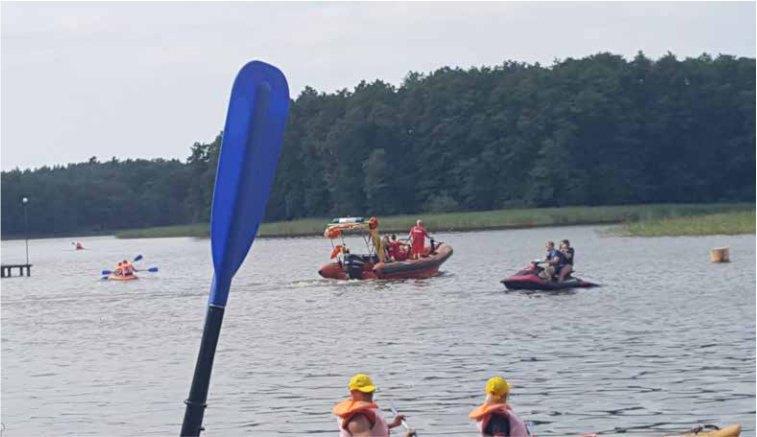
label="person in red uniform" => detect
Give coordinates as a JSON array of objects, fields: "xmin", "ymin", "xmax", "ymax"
[
  {"xmin": 409, "ymin": 220, "xmax": 430, "ymax": 259},
  {"xmin": 387, "ymin": 234, "xmax": 409, "ymax": 261}
]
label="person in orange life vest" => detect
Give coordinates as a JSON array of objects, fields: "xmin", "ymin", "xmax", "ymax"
[
  {"xmin": 469, "ymin": 376, "xmax": 530, "ymax": 437},
  {"xmin": 332, "ymin": 374, "xmax": 415, "ymax": 437},
  {"xmin": 121, "ymin": 259, "xmax": 134, "ymax": 276},
  {"xmin": 114, "ymin": 262, "xmax": 124, "ymax": 276},
  {"xmin": 409, "ymin": 220, "xmax": 430, "ymax": 259}
]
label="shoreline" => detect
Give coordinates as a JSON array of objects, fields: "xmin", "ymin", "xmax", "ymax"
[
  {"xmin": 114, "ymin": 203, "xmax": 754, "ymax": 240},
  {"xmin": 2, "ymin": 203, "xmax": 753, "ymax": 241}
]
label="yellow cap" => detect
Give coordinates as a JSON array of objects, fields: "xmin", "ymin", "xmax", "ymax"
[
  {"xmin": 348, "ymin": 374, "xmax": 376, "ymax": 393},
  {"xmin": 486, "ymin": 377, "xmax": 511, "ymax": 397}
]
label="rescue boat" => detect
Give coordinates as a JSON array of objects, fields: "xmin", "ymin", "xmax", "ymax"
[{"xmin": 318, "ymin": 217, "xmax": 453, "ymax": 280}]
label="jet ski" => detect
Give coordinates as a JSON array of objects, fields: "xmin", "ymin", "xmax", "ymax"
[{"xmin": 501, "ymin": 260, "xmax": 598, "ymax": 290}]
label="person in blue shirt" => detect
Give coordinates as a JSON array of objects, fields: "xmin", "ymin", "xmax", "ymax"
[{"xmin": 542, "ymin": 241, "xmax": 567, "ymax": 282}]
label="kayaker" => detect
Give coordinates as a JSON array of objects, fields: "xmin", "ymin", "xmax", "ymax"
[
  {"xmin": 409, "ymin": 220, "xmax": 430, "ymax": 259},
  {"xmin": 121, "ymin": 259, "xmax": 134, "ymax": 276},
  {"xmin": 542, "ymin": 241, "xmax": 566, "ymax": 282},
  {"xmin": 74, "ymin": 242, "xmax": 84, "ymax": 250},
  {"xmin": 332, "ymin": 373, "xmax": 415, "ymax": 436},
  {"xmin": 468, "ymin": 376, "xmax": 530, "ymax": 437},
  {"xmin": 558, "ymin": 240, "xmax": 574, "ymax": 282},
  {"xmin": 114, "ymin": 262, "xmax": 124, "ymax": 276}
]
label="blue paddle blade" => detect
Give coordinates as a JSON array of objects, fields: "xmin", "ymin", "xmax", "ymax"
[
  {"xmin": 209, "ymin": 61, "xmax": 290, "ymax": 306},
  {"xmin": 134, "ymin": 255, "xmax": 143, "ymax": 262},
  {"xmin": 102, "ymin": 270, "xmax": 112, "ymax": 275},
  {"xmin": 148, "ymin": 267, "xmax": 159, "ymax": 272}
]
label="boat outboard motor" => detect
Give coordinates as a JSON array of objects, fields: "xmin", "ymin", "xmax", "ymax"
[{"xmin": 345, "ymin": 254, "xmax": 365, "ymax": 279}]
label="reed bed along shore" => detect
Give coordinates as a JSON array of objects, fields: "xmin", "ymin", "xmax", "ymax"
[
  {"xmin": 615, "ymin": 210, "xmax": 755, "ymax": 237},
  {"xmin": 113, "ymin": 203, "xmax": 754, "ymax": 239}
]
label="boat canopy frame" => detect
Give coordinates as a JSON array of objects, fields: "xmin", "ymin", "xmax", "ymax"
[{"xmin": 323, "ymin": 217, "xmax": 382, "ymax": 261}]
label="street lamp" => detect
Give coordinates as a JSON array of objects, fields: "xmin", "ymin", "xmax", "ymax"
[{"xmin": 21, "ymin": 196, "xmax": 29, "ymax": 265}]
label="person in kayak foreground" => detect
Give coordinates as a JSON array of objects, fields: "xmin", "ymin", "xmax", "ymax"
[
  {"xmin": 469, "ymin": 376, "xmax": 531, "ymax": 437},
  {"xmin": 332, "ymin": 374, "xmax": 415, "ymax": 436},
  {"xmin": 542, "ymin": 241, "xmax": 567, "ymax": 282}
]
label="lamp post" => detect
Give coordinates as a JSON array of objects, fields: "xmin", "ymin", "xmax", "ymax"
[{"xmin": 21, "ymin": 196, "xmax": 29, "ymax": 265}]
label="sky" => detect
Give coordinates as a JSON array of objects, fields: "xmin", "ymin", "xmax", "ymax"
[{"xmin": 1, "ymin": 1, "xmax": 755, "ymax": 171}]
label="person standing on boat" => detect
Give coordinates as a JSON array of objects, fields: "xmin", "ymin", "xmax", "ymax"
[
  {"xmin": 332, "ymin": 373, "xmax": 415, "ymax": 436},
  {"xmin": 409, "ymin": 220, "xmax": 430, "ymax": 259},
  {"xmin": 558, "ymin": 239, "xmax": 574, "ymax": 282},
  {"xmin": 468, "ymin": 376, "xmax": 530, "ymax": 437}
]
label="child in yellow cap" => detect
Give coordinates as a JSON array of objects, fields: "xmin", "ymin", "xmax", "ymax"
[
  {"xmin": 468, "ymin": 376, "xmax": 530, "ymax": 436},
  {"xmin": 332, "ymin": 373, "xmax": 415, "ymax": 436}
]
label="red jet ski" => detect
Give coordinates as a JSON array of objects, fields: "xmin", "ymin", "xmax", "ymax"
[{"xmin": 501, "ymin": 261, "xmax": 598, "ymax": 290}]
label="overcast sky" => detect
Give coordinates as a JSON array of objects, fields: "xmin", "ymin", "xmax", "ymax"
[{"xmin": 2, "ymin": 1, "xmax": 755, "ymax": 171}]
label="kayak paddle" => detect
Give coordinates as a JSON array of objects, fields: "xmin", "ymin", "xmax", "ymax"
[
  {"xmin": 180, "ymin": 60, "xmax": 290, "ymax": 437},
  {"xmin": 390, "ymin": 400, "xmax": 413, "ymax": 433},
  {"xmin": 134, "ymin": 254, "xmax": 143, "ymax": 262}
]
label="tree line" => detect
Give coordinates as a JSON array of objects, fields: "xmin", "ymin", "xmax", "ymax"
[{"xmin": 2, "ymin": 52, "xmax": 754, "ymax": 237}]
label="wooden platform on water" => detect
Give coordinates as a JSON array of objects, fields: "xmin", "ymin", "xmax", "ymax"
[{"xmin": 1, "ymin": 264, "xmax": 32, "ymax": 278}]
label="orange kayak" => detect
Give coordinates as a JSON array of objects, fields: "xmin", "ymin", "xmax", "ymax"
[
  {"xmin": 108, "ymin": 274, "xmax": 138, "ymax": 281},
  {"xmin": 665, "ymin": 425, "xmax": 741, "ymax": 437}
]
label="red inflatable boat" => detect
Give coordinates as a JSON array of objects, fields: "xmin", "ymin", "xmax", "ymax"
[{"xmin": 318, "ymin": 217, "xmax": 453, "ymax": 280}]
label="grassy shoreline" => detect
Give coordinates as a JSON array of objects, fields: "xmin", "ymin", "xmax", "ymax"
[
  {"xmin": 615, "ymin": 210, "xmax": 755, "ymax": 237},
  {"xmin": 112, "ymin": 203, "xmax": 755, "ymax": 239}
]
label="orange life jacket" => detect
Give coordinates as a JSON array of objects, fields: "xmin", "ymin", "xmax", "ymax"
[
  {"xmin": 332, "ymin": 399, "xmax": 389, "ymax": 436},
  {"xmin": 469, "ymin": 402, "xmax": 530, "ymax": 436}
]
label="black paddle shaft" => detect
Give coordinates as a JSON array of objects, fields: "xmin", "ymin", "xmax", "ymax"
[{"xmin": 181, "ymin": 305, "xmax": 225, "ymax": 437}]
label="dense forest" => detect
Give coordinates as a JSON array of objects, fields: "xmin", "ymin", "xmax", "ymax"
[{"xmin": 2, "ymin": 52, "xmax": 754, "ymax": 237}]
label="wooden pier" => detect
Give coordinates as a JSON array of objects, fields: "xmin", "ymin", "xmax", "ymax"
[{"xmin": 1, "ymin": 264, "xmax": 32, "ymax": 278}]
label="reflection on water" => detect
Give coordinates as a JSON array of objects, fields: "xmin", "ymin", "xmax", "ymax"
[{"xmin": 1, "ymin": 227, "xmax": 754, "ymax": 436}]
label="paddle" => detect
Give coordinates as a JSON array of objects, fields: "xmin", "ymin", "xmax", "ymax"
[
  {"xmin": 390, "ymin": 400, "xmax": 413, "ymax": 434},
  {"xmin": 180, "ymin": 61, "xmax": 290, "ymax": 437}
]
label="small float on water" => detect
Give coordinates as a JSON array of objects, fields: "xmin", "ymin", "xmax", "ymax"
[
  {"xmin": 318, "ymin": 217, "xmax": 453, "ymax": 280},
  {"xmin": 501, "ymin": 260, "xmax": 598, "ymax": 290}
]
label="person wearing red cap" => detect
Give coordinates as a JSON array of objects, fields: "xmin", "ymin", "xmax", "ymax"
[{"xmin": 332, "ymin": 374, "xmax": 415, "ymax": 436}]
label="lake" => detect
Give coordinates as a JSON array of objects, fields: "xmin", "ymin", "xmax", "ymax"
[{"xmin": 1, "ymin": 226, "xmax": 754, "ymax": 436}]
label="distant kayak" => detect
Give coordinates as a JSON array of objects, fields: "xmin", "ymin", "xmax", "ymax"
[
  {"xmin": 108, "ymin": 274, "xmax": 138, "ymax": 281},
  {"xmin": 501, "ymin": 261, "xmax": 598, "ymax": 290}
]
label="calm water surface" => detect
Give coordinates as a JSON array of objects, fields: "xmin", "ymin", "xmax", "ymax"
[{"xmin": 2, "ymin": 226, "xmax": 754, "ymax": 436}]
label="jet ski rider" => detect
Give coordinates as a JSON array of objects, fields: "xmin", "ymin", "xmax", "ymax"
[
  {"xmin": 542, "ymin": 241, "xmax": 567, "ymax": 282},
  {"xmin": 558, "ymin": 239, "xmax": 574, "ymax": 282}
]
